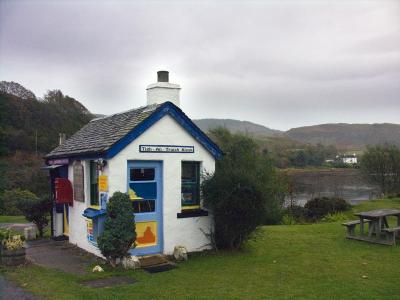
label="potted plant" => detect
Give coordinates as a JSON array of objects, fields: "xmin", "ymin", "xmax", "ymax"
[{"xmin": 1, "ymin": 230, "xmax": 26, "ymax": 266}]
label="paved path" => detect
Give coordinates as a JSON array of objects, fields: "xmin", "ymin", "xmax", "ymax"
[
  {"xmin": 26, "ymin": 239, "xmax": 102, "ymax": 275},
  {"xmin": 0, "ymin": 276, "xmax": 38, "ymax": 300}
]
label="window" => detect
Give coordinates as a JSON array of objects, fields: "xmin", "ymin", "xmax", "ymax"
[
  {"xmin": 129, "ymin": 168, "xmax": 156, "ymax": 213},
  {"xmin": 181, "ymin": 162, "xmax": 200, "ymax": 209},
  {"xmin": 89, "ymin": 161, "xmax": 99, "ymax": 206}
]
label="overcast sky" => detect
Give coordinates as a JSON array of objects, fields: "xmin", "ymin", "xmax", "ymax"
[{"xmin": 1, "ymin": 0, "xmax": 399, "ymax": 130}]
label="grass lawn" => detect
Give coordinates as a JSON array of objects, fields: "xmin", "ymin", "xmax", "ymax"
[
  {"xmin": 0, "ymin": 215, "xmax": 27, "ymax": 223},
  {"xmin": 2, "ymin": 198, "xmax": 400, "ymax": 299}
]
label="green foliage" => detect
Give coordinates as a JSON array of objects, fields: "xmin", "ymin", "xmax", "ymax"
[
  {"xmin": 0, "ymin": 90, "xmax": 93, "ymax": 155},
  {"xmin": 0, "ymin": 89, "xmax": 93, "ymax": 197},
  {"xmin": 202, "ymin": 128, "xmax": 286, "ymax": 250},
  {"xmin": 0, "ymin": 151, "xmax": 49, "ymax": 197},
  {"xmin": 98, "ymin": 192, "xmax": 136, "ymax": 266},
  {"xmin": 17, "ymin": 194, "xmax": 52, "ymax": 237},
  {"xmin": 0, "ymin": 189, "xmax": 38, "ymax": 216},
  {"xmin": 289, "ymin": 144, "xmax": 338, "ymax": 168},
  {"xmin": 281, "ymin": 214, "xmax": 297, "ymax": 225},
  {"xmin": 282, "ymin": 205, "xmax": 307, "ymax": 224},
  {"xmin": 360, "ymin": 144, "xmax": 400, "ymax": 195},
  {"xmin": 321, "ymin": 212, "xmax": 349, "ymax": 223},
  {"xmin": 304, "ymin": 197, "xmax": 351, "ymax": 222}
]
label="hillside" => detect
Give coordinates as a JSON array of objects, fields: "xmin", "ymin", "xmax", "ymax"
[
  {"xmin": 193, "ymin": 118, "xmax": 282, "ymax": 137},
  {"xmin": 0, "ymin": 89, "xmax": 93, "ymax": 155},
  {"xmin": 194, "ymin": 118, "xmax": 400, "ymax": 150},
  {"xmin": 286, "ymin": 123, "xmax": 400, "ymax": 149},
  {"xmin": 0, "ymin": 80, "xmax": 36, "ymax": 100}
]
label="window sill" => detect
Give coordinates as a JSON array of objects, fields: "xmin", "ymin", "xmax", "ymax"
[{"xmin": 177, "ymin": 209, "xmax": 208, "ymax": 219}]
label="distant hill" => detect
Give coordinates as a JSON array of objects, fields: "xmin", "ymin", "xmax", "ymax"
[
  {"xmin": 0, "ymin": 81, "xmax": 36, "ymax": 100},
  {"xmin": 193, "ymin": 118, "xmax": 283, "ymax": 137},
  {"xmin": 286, "ymin": 123, "xmax": 400, "ymax": 149}
]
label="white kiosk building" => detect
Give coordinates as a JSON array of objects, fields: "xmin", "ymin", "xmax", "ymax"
[{"xmin": 45, "ymin": 71, "xmax": 222, "ymax": 257}]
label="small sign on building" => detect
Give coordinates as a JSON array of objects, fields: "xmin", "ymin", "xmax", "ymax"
[{"xmin": 139, "ymin": 145, "xmax": 194, "ymax": 153}]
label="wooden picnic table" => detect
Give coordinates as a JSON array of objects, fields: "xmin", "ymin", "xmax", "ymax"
[{"xmin": 354, "ymin": 209, "xmax": 400, "ymax": 237}]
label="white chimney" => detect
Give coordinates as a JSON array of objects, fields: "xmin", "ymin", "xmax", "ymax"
[{"xmin": 146, "ymin": 71, "xmax": 181, "ymax": 107}]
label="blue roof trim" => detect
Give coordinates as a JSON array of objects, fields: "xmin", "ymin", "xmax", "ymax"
[
  {"xmin": 82, "ymin": 208, "xmax": 107, "ymax": 219},
  {"xmin": 105, "ymin": 102, "xmax": 223, "ymax": 159}
]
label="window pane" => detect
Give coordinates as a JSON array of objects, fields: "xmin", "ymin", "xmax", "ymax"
[
  {"xmin": 182, "ymin": 163, "xmax": 197, "ymax": 182},
  {"xmin": 90, "ymin": 161, "xmax": 99, "ymax": 206},
  {"xmin": 181, "ymin": 162, "xmax": 200, "ymax": 207},
  {"xmin": 132, "ymin": 200, "xmax": 155, "ymax": 213},
  {"xmin": 130, "ymin": 168, "xmax": 155, "ymax": 181}
]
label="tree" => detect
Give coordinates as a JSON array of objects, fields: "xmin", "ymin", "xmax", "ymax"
[
  {"xmin": 202, "ymin": 128, "xmax": 286, "ymax": 250},
  {"xmin": 0, "ymin": 189, "xmax": 38, "ymax": 216},
  {"xmin": 17, "ymin": 194, "xmax": 52, "ymax": 237},
  {"xmin": 360, "ymin": 144, "xmax": 400, "ymax": 196},
  {"xmin": 97, "ymin": 192, "xmax": 136, "ymax": 267}
]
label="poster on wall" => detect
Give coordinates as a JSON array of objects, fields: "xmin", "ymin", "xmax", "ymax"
[
  {"xmin": 86, "ymin": 219, "xmax": 94, "ymax": 242},
  {"xmin": 100, "ymin": 192, "xmax": 108, "ymax": 210},
  {"xmin": 73, "ymin": 161, "xmax": 84, "ymax": 202},
  {"xmin": 135, "ymin": 221, "xmax": 157, "ymax": 248},
  {"xmin": 98, "ymin": 175, "xmax": 108, "ymax": 192}
]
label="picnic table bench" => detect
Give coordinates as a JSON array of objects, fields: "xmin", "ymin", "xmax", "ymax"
[
  {"xmin": 342, "ymin": 219, "xmax": 371, "ymax": 236},
  {"xmin": 343, "ymin": 209, "xmax": 400, "ymax": 246}
]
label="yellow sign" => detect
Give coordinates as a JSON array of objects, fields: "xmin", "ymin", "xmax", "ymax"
[
  {"xmin": 98, "ymin": 175, "xmax": 108, "ymax": 192},
  {"xmin": 135, "ymin": 221, "xmax": 157, "ymax": 248}
]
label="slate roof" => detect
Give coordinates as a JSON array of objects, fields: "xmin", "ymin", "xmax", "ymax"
[{"xmin": 46, "ymin": 103, "xmax": 161, "ymax": 158}]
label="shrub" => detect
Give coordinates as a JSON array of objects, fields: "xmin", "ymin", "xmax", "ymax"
[
  {"xmin": 281, "ymin": 214, "xmax": 297, "ymax": 225},
  {"xmin": 0, "ymin": 189, "xmax": 38, "ymax": 216},
  {"xmin": 304, "ymin": 197, "xmax": 351, "ymax": 222},
  {"xmin": 283, "ymin": 205, "xmax": 307, "ymax": 223},
  {"xmin": 360, "ymin": 144, "xmax": 400, "ymax": 195},
  {"xmin": 17, "ymin": 194, "xmax": 52, "ymax": 237},
  {"xmin": 97, "ymin": 192, "xmax": 136, "ymax": 267},
  {"xmin": 202, "ymin": 128, "xmax": 285, "ymax": 250},
  {"xmin": 321, "ymin": 212, "xmax": 349, "ymax": 223}
]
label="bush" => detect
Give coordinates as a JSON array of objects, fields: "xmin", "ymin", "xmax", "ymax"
[
  {"xmin": 282, "ymin": 205, "xmax": 307, "ymax": 224},
  {"xmin": 97, "ymin": 192, "xmax": 136, "ymax": 267},
  {"xmin": 304, "ymin": 197, "xmax": 351, "ymax": 222},
  {"xmin": 0, "ymin": 189, "xmax": 38, "ymax": 216},
  {"xmin": 17, "ymin": 194, "xmax": 52, "ymax": 237},
  {"xmin": 202, "ymin": 128, "xmax": 285, "ymax": 250},
  {"xmin": 321, "ymin": 212, "xmax": 349, "ymax": 223},
  {"xmin": 360, "ymin": 144, "xmax": 400, "ymax": 195}
]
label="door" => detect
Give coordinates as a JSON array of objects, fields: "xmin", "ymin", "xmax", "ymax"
[
  {"xmin": 51, "ymin": 165, "xmax": 69, "ymax": 237},
  {"xmin": 127, "ymin": 161, "xmax": 163, "ymax": 255},
  {"xmin": 63, "ymin": 204, "xmax": 69, "ymax": 236}
]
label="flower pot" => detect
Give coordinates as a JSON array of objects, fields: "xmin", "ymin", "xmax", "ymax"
[{"xmin": 1, "ymin": 247, "xmax": 26, "ymax": 266}]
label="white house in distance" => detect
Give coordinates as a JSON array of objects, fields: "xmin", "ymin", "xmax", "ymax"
[
  {"xmin": 336, "ymin": 153, "xmax": 358, "ymax": 164},
  {"xmin": 44, "ymin": 71, "xmax": 222, "ymax": 257}
]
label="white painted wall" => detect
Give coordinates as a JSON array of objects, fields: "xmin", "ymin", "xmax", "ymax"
[
  {"xmin": 65, "ymin": 114, "xmax": 215, "ymax": 256},
  {"xmin": 108, "ymin": 114, "xmax": 215, "ymax": 254},
  {"xmin": 66, "ymin": 161, "xmax": 109, "ymax": 257},
  {"xmin": 146, "ymin": 82, "xmax": 181, "ymax": 107}
]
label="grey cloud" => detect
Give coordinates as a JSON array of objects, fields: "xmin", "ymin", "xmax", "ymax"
[{"xmin": 0, "ymin": 0, "xmax": 399, "ymax": 130}]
